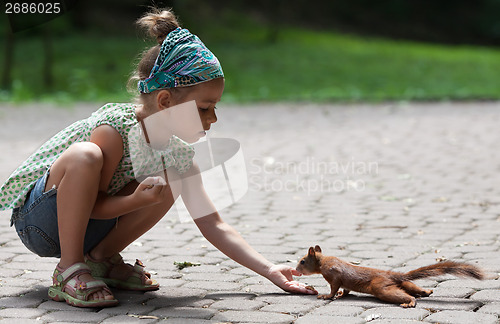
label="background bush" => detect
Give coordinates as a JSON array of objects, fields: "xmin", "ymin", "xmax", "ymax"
[{"xmin": 1, "ymin": 0, "xmax": 499, "ymax": 103}]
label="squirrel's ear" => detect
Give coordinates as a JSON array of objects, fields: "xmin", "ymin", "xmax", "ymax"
[
  {"xmin": 314, "ymin": 245, "xmax": 322, "ymax": 253},
  {"xmin": 308, "ymin": 247, "xmax": 315, "ymax": 256}
]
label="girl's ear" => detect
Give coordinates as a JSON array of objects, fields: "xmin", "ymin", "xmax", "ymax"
[{"xmin": 157, "ymin": 89, "xmax": 173, "ymax": 110}]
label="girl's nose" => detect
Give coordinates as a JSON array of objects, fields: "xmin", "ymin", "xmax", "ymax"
[{"xmin": 208, "ymin": 109, "xmax": 217, "ymax": 124}]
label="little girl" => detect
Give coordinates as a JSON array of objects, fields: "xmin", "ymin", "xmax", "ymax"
[{"xmin": 0, "ymin": 8, "xmax": 316, "ymax": 307}]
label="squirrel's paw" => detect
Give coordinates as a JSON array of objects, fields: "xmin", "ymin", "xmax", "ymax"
[
  {"xmin": 420, "ymin": 289, "xmax": 433, "ymax": 297},
  {"xmin": 317, "ymin": 294, "xmax": 334, "ymax": 300},
  {"xmin": 400, "ymin": 298, "xmax": 417, "ymax": 308},
  {"xmin": 335, "ymin": 289, "xmax": 350, "ymax": 298}
]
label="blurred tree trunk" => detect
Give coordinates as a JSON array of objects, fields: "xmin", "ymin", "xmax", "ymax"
[
  {"xmin": 265, "ymin": 0, "xmax": 281, "ymax": 43},
  {"xmin": 1, "ymin": 30, "xmax": 14, "ymax": 90},
  {"xmin": 42, "ymin": 27, "xmax": 53, "ymax": 90}
]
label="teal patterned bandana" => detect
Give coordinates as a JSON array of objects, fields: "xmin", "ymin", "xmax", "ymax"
[{"xmin": 138, "ymin": 27, "xmax": 224, "ymax": 93}]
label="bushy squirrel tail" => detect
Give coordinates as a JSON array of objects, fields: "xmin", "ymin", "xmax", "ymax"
[{"xmin": 400, "ymin": 261, "xmax": 484, "ymax": 281}]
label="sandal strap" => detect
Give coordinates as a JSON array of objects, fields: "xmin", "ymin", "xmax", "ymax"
[
  {"xmin": 109, "ymin": 254, "xmax": 123, "ymax": 265},
  {"xmin": 53, "ymin": 263, "xmax": 92, "ymax": 286},
  {"xmin": 133, "ymin": 259, "xmax": 146, "ymax": 274},
  {"xmin": 68, "ymin": 278, "xmax": 112, "ymax": 302},
  {"xmin": 84, "ymin": 253, "xmax": 119, "ymax": 278},
  {"xmin": 87, "ymin": 253, "xmax": 148, "ymax": 277},
  {"xmin": 85, "ymin": 253, "xmax": 153, "ymax": 285},
  {"xmin": 66, "ymin": 277, "xmax": 109, "ymax": 291}
]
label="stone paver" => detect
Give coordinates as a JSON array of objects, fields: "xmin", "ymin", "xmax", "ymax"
[
  {"xmin": 360, "ymin": 307, "xmax": 430, "ymax": 320},
  {"xmin": 1, "ymin": 102, "xmax": 500, "ymax": 323},
  {"xmin": 424, "ymin": 310, "xmax": 498, "ymax": 324}
]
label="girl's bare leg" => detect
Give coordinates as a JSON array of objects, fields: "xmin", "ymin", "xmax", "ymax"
[
  {"xmin": 85, "ymin": 176, "xmax": 180, "ymax": 286},
  {"xmin": 45, "ymin": 142, "xmax": 113, "ymax": 301},
  {"xmin": 89, "ymin": 176, "xmax": 181, "ymax": 261}
]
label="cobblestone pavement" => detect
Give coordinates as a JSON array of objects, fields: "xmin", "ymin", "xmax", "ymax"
[{"xmin": 0, "ymin": 102, "xmax": 499, "ymax": 323}]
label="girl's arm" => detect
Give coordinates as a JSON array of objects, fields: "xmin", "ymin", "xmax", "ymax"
[
  {"xmin": 92, "ymin": 179, "xmax": 167, "ymax": 219},
  {"xmin": 89, "ymin": 125, "xmax": 167, "ymax": 219},
  {"xmin": 194, "ymin": 212, "xmax": 273, "ymax": 277},
  {"xmin": 181, "ymin": 164, "xmax": 317, "ymax": 295},
  {"xmin": 194, "ymin": 212, "xmax": 316, "ymax": 294}
]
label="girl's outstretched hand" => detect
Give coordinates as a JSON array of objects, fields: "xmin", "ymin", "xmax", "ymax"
[{"xmin": 266, "ymin": 264, "xmax": 318, "ymax": 295}]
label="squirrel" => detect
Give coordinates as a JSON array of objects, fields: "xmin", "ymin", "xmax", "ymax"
[{"xmin": 296, "ymin": 245, "xmax": 484, "ymax": 308}]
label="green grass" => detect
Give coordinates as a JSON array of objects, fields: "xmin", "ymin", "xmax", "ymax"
[
  {"xmin": 0, "ymin": 33, "xmax": 145, "ymax": 103},
  {"xmin": 2, "ymin": 21, "xmax": 500, "ymax": 103},
  {"xmin": 211, "ymin": 26, "xmax": 500, "ymax": 102}
]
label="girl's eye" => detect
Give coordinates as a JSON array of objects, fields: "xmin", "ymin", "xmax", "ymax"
[{"xmin": 199, "ymin": 106, "xmax": 216, "ymax": 111}]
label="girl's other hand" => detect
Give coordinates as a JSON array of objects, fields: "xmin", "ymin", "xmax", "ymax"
[
  {"xmin": 266, "ymin": 264, "xmax": 318, "ymax": 295},
  {"xmin": 133, "ymin": 176, "xmax": 169, "ymax": 206}
]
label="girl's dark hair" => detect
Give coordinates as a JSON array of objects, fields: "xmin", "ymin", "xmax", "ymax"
[{"xmin": 128, "ymin": 8, "xmax": 186, "ymax": 102}]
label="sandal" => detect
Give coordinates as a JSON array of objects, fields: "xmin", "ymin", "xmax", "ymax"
[
  {"xmin": 48, "ymin": 263, "xmax": 118, "ymax": 308},
  {"xmin": 85, "ymin": 253, "xmax": 159, "ymax": 291}
]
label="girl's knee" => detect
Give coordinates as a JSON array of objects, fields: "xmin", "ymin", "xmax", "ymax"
[
  {"xmin": 66, "ymin": 142, "xmax": 104, "ymax": 170},
  {"xmin": 46, "ymin": 142, "xmax": 103, "ymax": 190}
]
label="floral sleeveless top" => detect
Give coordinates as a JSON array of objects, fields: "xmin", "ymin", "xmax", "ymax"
[{"xmin": 0, "ymin": 103, "xmax": 194, "ymax": 211}]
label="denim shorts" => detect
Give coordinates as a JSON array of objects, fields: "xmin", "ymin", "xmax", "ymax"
[{"xmin": 11, "ymin": 170, "xmax": 117, "ymax": 258}]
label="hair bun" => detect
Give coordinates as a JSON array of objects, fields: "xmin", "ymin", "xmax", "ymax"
[{"xmin": 137, "ymin": 8, "xmax": 180, "ymax": 44}]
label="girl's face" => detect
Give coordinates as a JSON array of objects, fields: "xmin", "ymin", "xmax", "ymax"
[{"xmin": 167, "ymin": 78, "xmax": 224, "ymax": 143}]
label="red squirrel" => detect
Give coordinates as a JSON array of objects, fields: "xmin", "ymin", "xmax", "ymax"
[{"xmin": 296, "ymin": 245, "xmax": 484, "ymax": 308}]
